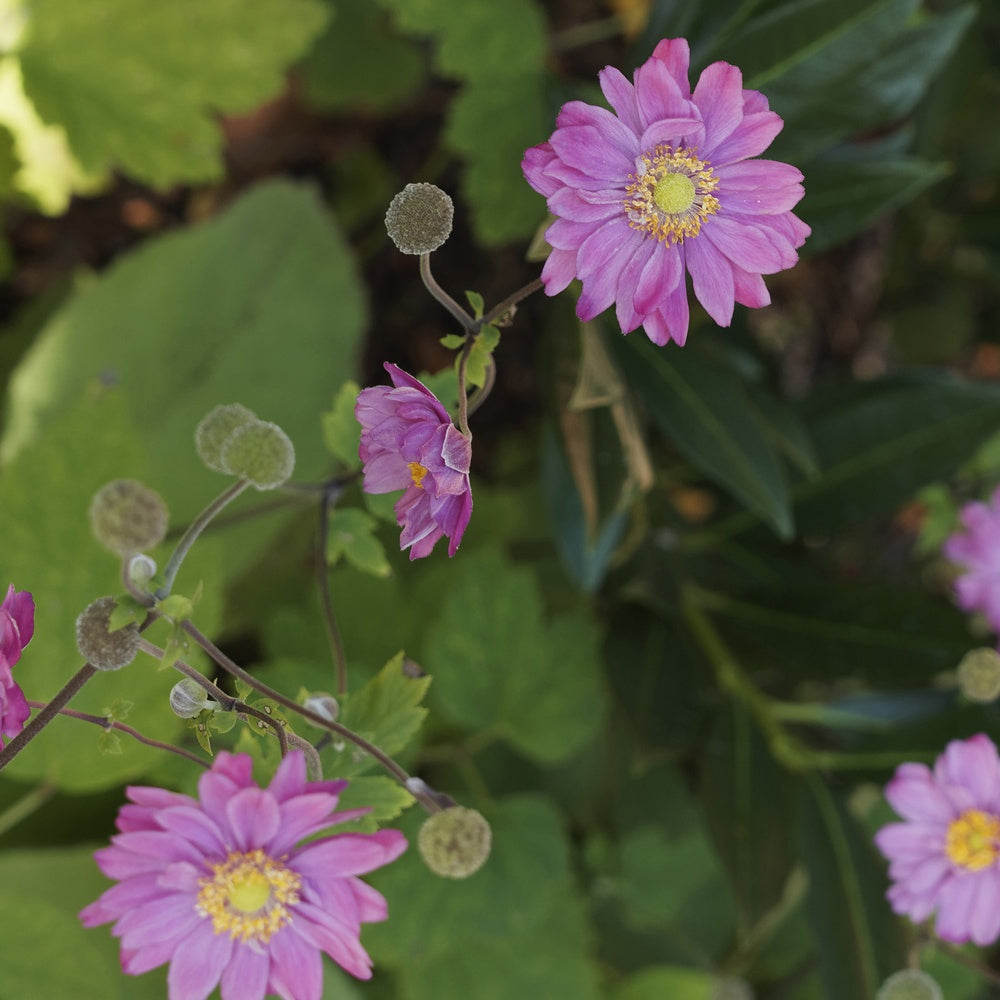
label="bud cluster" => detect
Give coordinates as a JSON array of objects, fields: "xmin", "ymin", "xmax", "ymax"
[
  {"xmin": 384, "ymin": 183, "xmax": 454, "ymax": 255},
  {"xmin": 75, "ymin": 597, "xmax": 140, "ymax": 671},
  {"xmin": 89, "ymin": 479, "xmax": 169, "ymax": 557},
  {"xmin": 195, "ymin": 404, "xmax": 295, "ymax": 490},
  {"xmin": 417, "ymin": 806, "xmax": 492, "ymax": 878}
]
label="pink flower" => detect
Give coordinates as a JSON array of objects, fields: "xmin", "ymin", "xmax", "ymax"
[
  {"xmin": 944, "ymin": 488, "xmax": 1000, "ymax": 632},
  {"xmin": 522, "ymin": 37, "xmax": 809, "ymax": 347},
  {"xmin": 355, "ymin": 363, "xmax": 473, "ymax": 559},
  {"xmin": 0, "ymin": 584, "xmax": 33, "ymax": 746},
  {"xmin": 875, "ymin": 734, "xmax": 1000, "ymax": 946},
  {"xmin": 80, "ymin": 751, "xmax": 407, "ymax": 1000}
]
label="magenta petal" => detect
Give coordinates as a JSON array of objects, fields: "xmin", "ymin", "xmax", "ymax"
[
  {"xmin": 167, "ymin": 928, "xmax": 232, "ymax": 1000},
  {"xmin": 685, "ymin": 235, "xmax": 736, "ymax": 326},
  {"xmin": 269, "ymin": 928, "xmax": 324, "ymax": 999},
  {"xmin": 633, "ymin": 243, "xmax": 683, "ymax": 315},
  {"xmin": 296, "ymin": 830, "xmax": 408, "ymax": 878},
  {"xmin": 598, "ymin": 65, "xmax": 641, "ymax": 134},
  {"xmin": 219, "ymin": 944, "xmax": 270, "ymax": 1000},
  {"xmin": 692, "ymin": 61, "xmax": 744, "ymax": 152},
  {"xmin": 225, "ymin": 787, "xmax": 281, "ymax": 851},
  {"xmin": 650, "ymin": 37, "xmax": 692, "ymax": 97}
]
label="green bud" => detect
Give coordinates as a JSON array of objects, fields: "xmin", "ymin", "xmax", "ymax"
[
  {"xmin": 876, "ymin": 969, "xmax": 943, "ymax": 1000},
  {"xmin": 385, "ymin": 182, "xmax": 454, "ymax": 255},
  {"xmin": 417, "ymin": 806, "xmax": 492, "ymax": 879},
  {"xmin": 956, "ymin": 647, "xmax": 1000, "ymax": 703},
  {"xmin": 220, "ymin": 419, "xmax": 295, "ymax": 490},
  {"xmin": 128, "ymin": 554, "xmax": 157, "ymax": 587},
  {"xmin": 195, "ymin": 403, "xmax": 258, "ymax": 474},
  {"xmin": 169, "ymin": 678, "xmax": 214, "ymax": 718},
  {"xmin": 89, "ymin": 479, "xmax": 169, "ymax": 557},
  {"xmin": 711, "ymin": 977, "xmax": 755, "ymax": 1000},
  {"xmin": 76, "ymin": 596, "xmax": 140, "ymax": 671}
]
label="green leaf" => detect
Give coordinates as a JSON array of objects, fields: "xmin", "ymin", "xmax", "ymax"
[
  {"xmin": 795, "ymin": 373, "xmax": 1000, "ymax": 532},
  {"xmin": 334, "ymin": 775, "xmax": 414, "ymax": 830},
  {"xmin": 795, "ymin": 778, "xmax": 907, "ymax": 1000},
  {"xmin": 439, "ymin": 334, "xmax": 466, "ymax": 350},
  {"xmin": 321, "ymin": 380, "xmax": 363, "ymax": 469},
  {"xmin": 325, "ymin": 507, "xmax": 392, "ymax": 578},
  {"xmin": 465, "ymin": 289, "xmax": 485, "ymax": 318},
  {"xmin": 464, "ymin": 324, "xmax": 501, "ymax": 389},
  {"xmin": 15, "ymin": 0, "xmax": 328, "ymax": 190},
  {"xmin": 424, "ymin": 548, "xmax": 603, "ymax": 763},
  {"xmin": 610, "ymin": 332, "xmax": 793, "ymax": 538},
  {"xmin": 612, "ymin": 966, "xmax": 715, "ymax": 1000},
  {"xmin": 299, "ymin": 0, "xmax": 425, "ymax": 113}
]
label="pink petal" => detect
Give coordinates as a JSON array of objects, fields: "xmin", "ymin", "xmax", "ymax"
[
  {"xmin": 220, "ymin": 943, "xmax": 270, "ymax": 1000},
  {"xmin": 225, "ymin": 787, "xmax": 281, "ymax": 851},
  {"xmin": 598, "ymin": 65, "xmax": 641, "ymax": 135},
  {"xmin": 650, "ymin": 37, "xmax": 692, "ymax": 98},
  {"xmin": 692, "ymin": 61, "xmax": 745, "ymax": 152},
  {"xmin": 685, "ymin": 234, "xmax": 736, "ymax": 326},
  {"xmin": 549, "ymin": 125, "xmax": 635, "ymax": 184},
  {"xmin": 709, "ymin": 110, "xmax": 784, "ymax": 164},
  {"xmin": 166, "ymin": 926, "xmax": 233, "ymax": 1000},
  {"xmin": 634, "ymin": 243, "xmax": 683, "ymax": 315},
  {"xmin": 269, "ymin": 927, "xmax": 324, "ymax": 999}
]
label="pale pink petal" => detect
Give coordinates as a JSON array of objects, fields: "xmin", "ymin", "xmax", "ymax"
[
  {"xmin": 219, "ymin": 944, "xmax": 270, "ymax": 1000},
  {"xmin": 167, "ymin": 927, "xmax": 232, "ymax": 1000},
  {"xmin": 650, "ymin": 37, "xmax": 692, "ymax": 97},
  {"xmin": 685, "ymin": 234, "xmax": 736, "ymax": 326},
  {"xmin": 692, "ymin": 61, "xmax": 745, "ymax": 152},
  {"xmin": 598, "ymin": 65, "xmax": 641, "ymax": 134}
]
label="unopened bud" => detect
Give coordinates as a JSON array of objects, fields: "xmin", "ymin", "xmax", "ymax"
[
  {"xmin": 128, "ymin": 554, "xmax": 157, "ymax": 587},
  {"xmin": 876, "ymin": 969, "xmax": 943, "ymax": 1000},
  {"xmin": 76, "ymin": 597, "xmax": 140, "ymax": 671},
  {"xmin": 956, "ymin": 647, "xmax": 1000, "ymax": 703},
  {"xmin": 169, "ymin": 678, "xmax": 214, "ymax": 718},
  {"xmin": 89, "ymin": 479, "xmax": 169, "ymax": 557},
  {"xmin": 712, "ymin": 977, "xmax": 755, "ymax": 1000},
  {"xmin": 303, "ymin": 693, "xmax": 338, "ymax": 724},
  {"xmin": 220, "ymin": 420, "xmax": 295, "ymax": 490},
  {"xmin": 195, "ymin": 403, "xmax": 258, "ymax": 474},
  {"xmin": 385, "ymin": 183, "xmax": 454, "ymax": 255},
  {"xmin": 418, "ymin": 806, "xmax": 491, "ymax": 878}
]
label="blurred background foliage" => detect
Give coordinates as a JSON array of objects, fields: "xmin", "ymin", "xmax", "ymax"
[{"xmin": 0, "ymin": 0, "xmax": 999, "ymax": 997}]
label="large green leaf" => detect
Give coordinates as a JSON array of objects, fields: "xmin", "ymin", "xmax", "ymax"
[
  {"xmin": 14, "ymin": 0, "xmax": 328, "ymax": 198},
  {"xmin": 794, "ymin": 373, "xmax": 1000, "ymax": 532},
  {"xmin": 796, "ymin": 778, "xmax": 907, "ymax": 1000},
  {"xmin": 424, "ymin": 548, "xmax": 603, "ymax": 763},
  {"xmin": 611, "ymin": 333, "xmax": 793, "ymax": 538}
]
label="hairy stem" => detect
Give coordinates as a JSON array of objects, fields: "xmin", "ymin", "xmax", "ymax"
[{"xmin": 419, "ymin": 253, "xmax": 476, "ymax": 333}]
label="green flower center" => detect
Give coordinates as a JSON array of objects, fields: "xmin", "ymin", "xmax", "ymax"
[{"xmin": 653, "ymin": 173, "xmax": 696, "ymax": 215}]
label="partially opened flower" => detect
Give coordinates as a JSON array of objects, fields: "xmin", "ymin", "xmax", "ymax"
[
  {"xmin": 356, "ymin": 363, "xmax": 473, "ymax": 559},
  {"xmin": 875, "ymin": 734, "xmax": 1000, "ymax": 946},
  {"xmin": 522, "ymin": 37, "xmax": 809, "ymax": 347},
  {"xmin": 80, "ymin": 751, "xmax": 407, "ymax": 1000},
  {"xmin": 0, "ymin": 584, "xmax": 33, "ymax": 746},
  {"xmin": 944, "ymin": 487, "xmax": 1000, "ymax": 632}
]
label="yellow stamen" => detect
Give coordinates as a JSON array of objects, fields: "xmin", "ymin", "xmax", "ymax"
[
  {"xmin": 945, "ymin": 809, "xmax": 1000, "ymax": 871},
  {"xmin": 408, "ymin": 462, "xmax": 428, "ymax": 488},
  {"xmin": 196, "ymin": 849, "xmax": 301, "ymax": 944},
  {"xmin": 624, "ymin": 145, "xmax": 719, "ymax": 244}
]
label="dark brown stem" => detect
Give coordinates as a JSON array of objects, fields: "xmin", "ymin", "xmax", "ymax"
[{"xmin": 479, "ymin": 277, "xmax": 544, "ymax": 329}]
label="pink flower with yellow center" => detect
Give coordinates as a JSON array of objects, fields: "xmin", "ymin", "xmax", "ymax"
[
  {"xmin": 80, "ymin": 751, "xmax": 407, "ymax": 1000},
  {"xmin": 875, "ymin": 734, "xmax": 1000, "ymax": 945},
  {"xmin": 0, "ymin": 583, "xmax": 33, "ymax": 746},
  {"xmin": 522, "ymin": 37, "xmax": 809, "ymax": 347},
  {"xmin": 355, "ymin": 363, "xmax": 473, "ymax": 559}
]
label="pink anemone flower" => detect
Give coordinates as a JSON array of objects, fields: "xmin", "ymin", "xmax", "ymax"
[
  {"xmin": 355, "ymin": 363, "xmax": 473, "ymax": 559},
  {"xmin": 875, "ymin": 734, "xmax": 1000, "ymax": 946},
  {"xmin": 522, "ymin": 37, "xmax": 809, "ymax": 347},
  {"xmin": 80, "ymin": 751, "xmax": 407, "ymax": 1000},
  {"xmin": 944, "ymin": 487, "xmax": 1000, "ymax": 632},
  {"xmin": 0, "ymin": 584, "xmax": 33, "ymax": 745}
]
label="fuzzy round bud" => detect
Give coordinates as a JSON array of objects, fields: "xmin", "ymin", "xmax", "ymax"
[
  {"xmin": 956, "ymin": 647, "xmax": 1000, "ymax": 703},
  {"xmin": 876, "ymin": 969, "xmax": 943, "ymax": 1000},
  {"xmin": 219, "ymin": 420, "xmax": 295, "ymax": 490},
  {"xmin": 711, "ymin": 977, "xmax": 755, "ymax": 1000},
  {"xmin": 303, "ymin": 693, "xmax": 339, "ymax": 724},
  {"xmin": 385, "ymin": 183, "xmax": 454, "ymax": 255},
  {"xmin": 128, "ymin": 554, "xmax": 157, "ymax": 587},
  {"xmin": 195, "ymin": 403, "xmax": 258, "ymax": 474},
  {"xmin": 169, "ymin": 678, "xmax": 214, "ymax": 718},
  {"xmin": 75, "ymin": 597, "xmax": 140, "ymax": 671},
  {"xmin": 418, "ymin": 806, "xmax": 492, "ymax": 879},
  {"xmin": 89, "ymin": 479, "xmax": 169, "ymax": 557}
]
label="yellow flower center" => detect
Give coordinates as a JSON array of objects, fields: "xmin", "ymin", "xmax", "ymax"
[
  {"xmin": 196, "ymin": 849, "xmax": 301, "ymax": 944},
  {"xmin": 408, "ymin": 461, "xmax": 428, "ymax": 488},
  {"xmin": 945, "ymin": 809, "xmax": 1000, "ymax": 871},
  {"xmin": 624, "ymin": 145, "xmax": 719, "ymax": 245}
]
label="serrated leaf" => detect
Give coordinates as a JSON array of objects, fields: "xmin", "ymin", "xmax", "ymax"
[
  {"xmin": 424, "ymin": 548, "xmax": 603, "ymax": 763},
  {"xmin": 334, "ymin": 775, "xmax": 415, "ymax": 831},
  {"xmin": 107, "ymin": 596, "xmax": 146, "ymax": 631},
  {"xmin": 321, "ymin": 380, "xmax": 363, "ymax": 469},
  {"xmin": 610, "ymin": 332, "xmax": 793, "ymax": 538},
  {"xmin": 15, "ymin": 0, "xmax": 329, "ymax": 190},
  {"xmin": 156, "ymin": 593, "xmax": 196, "ymax": 622},
  {"xmin": 325, "ymin": 507, "xmax": 391, "ymax": 578}
]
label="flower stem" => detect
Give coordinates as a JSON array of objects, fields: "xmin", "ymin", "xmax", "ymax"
[
  {"xmin": 419, "ymin": 253, "xmax": 476, "ymax": 333},
  {"xmin": 0, "ymin": 780, "xmax": 56, "ymax": 837},
  {"xmin": 0, "ymin": 665, "xmax": 97, "ymax": 771},
  {"xmin": 479, "ymin": 277, "xmax": 544, "ymax": 329},
  {"xmin": 456, "ymin": 338, "xmax": 474, "ymax": 439},
  {"xmin": 157, "ymin": 479, "xmax": 250, "ymax": 598},
  {"xmin": 180, "ymin": 619, "xmax": 414, "ymax": 788},
  {"xmin": 316, "ymin": 482, "xmax": 349, "ymax": 696}
]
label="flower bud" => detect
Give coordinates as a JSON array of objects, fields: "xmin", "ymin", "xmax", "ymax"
[
  {"xmin": 711, "ymin": 977, "xmax": 755, "ymax": 1000},
  {"xmin": 128, "ymin": 554, "xmax": 157, "ymax": 587},
  {"xmin": 169, "ymin": 678, "xmax": 214, "ymax": 718},
  {"xmin": 195, "ymin": 403, "xmax": 258, "ymax": 474},
  {"xmin": 417, "ymin": 806, "xmax": 491, "ymax": 878},
  {"xmin": 384, "ymin": 183, "xmax": 454, "ymax": 255},
  {"xmin": 876, "ymin": 969, "xmax": 943, "ymax": 1000},
  {"xmin": 220, "ymin": 419, "xmax": 295, "ymax": 490},
  {"xmin": 89, "ymin": 479, "xmax": 169, "ymax": 557},
  {"xmin": 956, "ymin": 647, "xmax": 1000, "ymax": 703},
  {"xmin": 76, "ymin": 597, "xmax": 140, "ymax": 671},
  {"xmin": 303, "ymin": 693, "xmax": 338, "ymax": 724}
]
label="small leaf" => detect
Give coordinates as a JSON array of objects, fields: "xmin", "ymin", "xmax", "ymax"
[
  {"xmin": 321, "ymin": 380, "xmax": 363, "ymax": 469},
  {"xmin": 326, "ymin": 507, "xmax": 392, "ymax": 578},
  {"xmin": 335, "ymin": 775, "xmax": 415, "ymax": 830},
  {"xmin": 97, "ymin": 730, "xmax": 123, "ymax": 755},
  {"xmin": 156, "ymin": 593, "xmax": 196, "ymax": 622},
  {"xmin": 439, "ymin": 333, "xmax": 466, "ymax": 350},
  {"xmin": 465, "ymin": 289, "xmax": 485, "ymax": 318},
  {"xmin": 107, "ymin": 595, "xmax": 146, "ymax": 631}
]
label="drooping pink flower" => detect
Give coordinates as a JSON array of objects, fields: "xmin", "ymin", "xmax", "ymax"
[
  {"xmin": 944, "ymin": 488, "xmax": 1000, "ymax": 632},
  {"xmin": 80, "ymin": 751, "xmax": 407, "ymax": 1000},
  {"xmin": 355, "ymin": 363, "xmax": 473, "ymax": 559},
  {"xmin": 875, "ymin": 734, "xmax": 1000, "ymax": 946},
  {"xmin": 0, "ymin": 584, "xmax": 33, "ymax": 746},
  {"xmin": 522, "ymin": 37, "xmax": 809, "ymax": 347}
]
